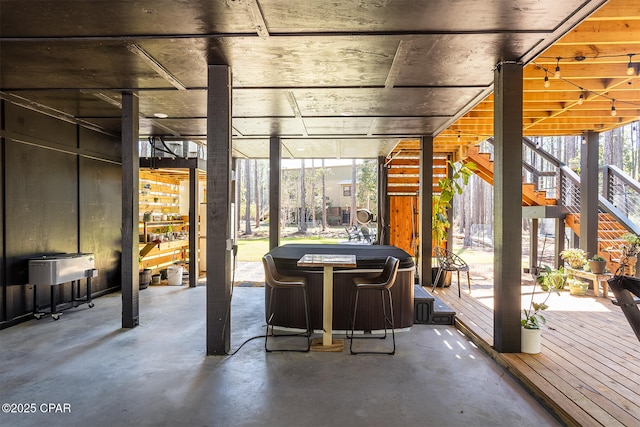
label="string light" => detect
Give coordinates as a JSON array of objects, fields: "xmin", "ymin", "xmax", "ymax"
[
  {"xmin": 543, "ymin": 70, "xmax": 550, "ymax": 88},
  {"xmin": 457, "ymin": 131, "xmax": 461, "ymax": 142},
  {"xmin": 578, "ymin": 92, "xmax": 584, "ymax": 105},
  {"xmin": 627, "ymin": 54, "xmax": 635, "ymax": 76},
  {"xmin": 554, "ymin": 58, "xmax": 561, "ymax": 78},
  {"xmin": 611, "ymin": 100, "xmax": 617, "ymax": 117}
]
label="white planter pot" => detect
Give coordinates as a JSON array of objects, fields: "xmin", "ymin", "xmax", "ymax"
[{"xmin": 521, "ymin": 327, "xmax": 541, "ymax": 354}]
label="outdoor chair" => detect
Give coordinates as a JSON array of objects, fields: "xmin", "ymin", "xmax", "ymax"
[
  {"xmin": 347, "ymin": 256, "xmax": 399, "ymax": 355},
  {"xmin": 432, "ymin": 247, "xmax": 471, "ymax": 297},
  {"xmin": 345, "ymin": 225, "xmax": 361, "ymax": 241},
  {"xmin": 262, "ymin": 254, "xmax": 312, "ymax": 352},
  {"xmin": 361, "ymin": 227, "xmax": 372, "ymax": 243}
]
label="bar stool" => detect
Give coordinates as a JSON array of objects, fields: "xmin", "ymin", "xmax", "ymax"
[
  {"xmin": 348, "ymin": 256, "xmax": 399, "ymax": 355},
  {"xmin": 262, "ymin": 254, "xmax": 312, "ymax": 352}
]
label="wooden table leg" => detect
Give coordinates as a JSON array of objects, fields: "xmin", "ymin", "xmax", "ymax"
[{"xmin": 323, "ymin": 265, "xmax": 333, "ymax": 346}]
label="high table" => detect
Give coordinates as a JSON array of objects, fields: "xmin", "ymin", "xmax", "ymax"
[{"xmin": 297, "ymin": 253, "xmax": 356, "ymax": 351}]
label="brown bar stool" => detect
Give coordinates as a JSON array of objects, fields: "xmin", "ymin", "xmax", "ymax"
[
  {"xmin": 348, "ymin": 256, "xmax": 399, "ymax": 355},
  {"xmin": 262, "ymin": 254, "xmax": 312, "ymax": 352}
]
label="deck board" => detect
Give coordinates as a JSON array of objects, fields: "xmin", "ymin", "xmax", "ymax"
[{"xmin": 432, "ymin": 280, "xmax": 640, "ymax": 427}]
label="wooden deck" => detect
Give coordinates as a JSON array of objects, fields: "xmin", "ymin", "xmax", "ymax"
[{"xmin": 432, "ymin": 276, "xmax": 640, "ymax": 427}]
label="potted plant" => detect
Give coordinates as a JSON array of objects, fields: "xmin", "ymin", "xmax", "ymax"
[
  {"xmin": 431, "ymin": 160, "xmax": 476, "ymax": 287},
  {"xmin": 566, "ymin": 271, "xmax": 588, "ymax": 295},
  {"xmin": 620, "ymin": 233, "xmax": 640, "ymax": 276},
  {"xmin": 536, "ymin": 265, "xmax": 565, "ymax": 291},
  {"xmin": 589, "ymin": 254, "xmax": 607, "ymax": 275},
  {"xmin": 560, "ymin": 248, "xmax": 587, "ymax": 269},
  {"xmin": 522, "ymin": 267, "xmax": 559, "ymax": 354}
]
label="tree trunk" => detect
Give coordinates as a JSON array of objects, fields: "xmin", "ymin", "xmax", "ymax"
[
  {"xmin": 322, "ymin": 159, "xmax": 327, "ymax": 231},
  {"xmin": 244, "ymin": 159, "xmax": 252, "ymax": 235},
  {"xmin": 299, "ymin": 160, "xmax": 307, "ymax": 232}
]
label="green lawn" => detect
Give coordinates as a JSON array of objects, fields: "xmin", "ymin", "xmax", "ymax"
[{"xmin": 236, "ymin": 236, "xmax": 342, "ymax": 262}]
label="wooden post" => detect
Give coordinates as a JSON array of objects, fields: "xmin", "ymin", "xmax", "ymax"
[
  {"xmin": 206, "ymin": 65, "xmax": 232, "ymax": 355},
  {"xmin": 188, "ymin": 165, "xmax": 198, "ymax": 287},
  {"xmin": 121, "ymin": 92, "xmax": 139, "ymax": 328},
  {"xmin": 377, "ymin": 156, "xmax": 389, "ymax": 246},
  {"xmin": 493, "ymin": 62, "xmax": 523, "ymax": 353},
  {"xmin": 419, "ymin": 136, "xmax": 433, "ymax": 285},
  {"xmin": 581, "ymin": 131, "xmax": 599, "ymax": 259},
  {"xmin": 269, "ymin": 136, "xmax": 281, "ymax": 250},
  {"xmin": 530, "ymin": 218, "xmax": 538, "ymax": 275}
]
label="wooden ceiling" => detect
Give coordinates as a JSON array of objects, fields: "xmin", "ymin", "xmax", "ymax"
[{"xmin": 430, "ymin": 0, "xmax": 640, "ymax": 154}]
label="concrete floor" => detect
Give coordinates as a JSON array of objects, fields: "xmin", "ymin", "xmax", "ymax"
[{"xmin": 0, "ymin": 284, "xmax": 561, "ymax": 427}]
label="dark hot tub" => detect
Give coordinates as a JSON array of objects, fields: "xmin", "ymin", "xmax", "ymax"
[{"xmin": 267, "ymin": 244, "xmax": 415, "ymax": 331}]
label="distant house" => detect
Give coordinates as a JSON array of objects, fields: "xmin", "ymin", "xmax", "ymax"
[{"xmin": 281, "ymin": 163, "xmax": 372, "ymax": 226}]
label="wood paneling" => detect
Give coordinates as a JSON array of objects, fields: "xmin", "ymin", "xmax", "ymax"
[{"xmin": 389, "ymin": 195, "xmax": 418, "ymax": 256}]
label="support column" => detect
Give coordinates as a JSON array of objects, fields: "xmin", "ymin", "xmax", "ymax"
[
  {"xmin": 580, "ymin": 131, "xmax": 599, "ymax": 258},
  {"xmin": 554, "ymin": 218, "xmax": 565, "ymax": 269},
  {"xmin": 121, "ymin": 92, "xmax": 139, "ymax": 328},
  {"xmin": 529, "ymin": 218, "xmax": 538, "ymax": 275},
  {"xmin": 269, "ymin": 136, "xmax": 281, "ymax": 250},
  {"xmin": 446, "ymin": 155, "xmax": 454, "ymax": 250},
  {"xmin": 377, "ymin": 156, "xmax": 389, "ymax": 245},
  {"xmin": 419, "ymin": 136, "xmax": 433, "ymax": 285},
  {"xmin": 206, "ymin": 65, "xmax": 232, "ymax": 355},
  {"xmin": 493, "ymin": 62, "xmax": 523, "ymax": 353},
  {"xmin": 188, "ymin": 165, "xmax": 199, "ymax": 287}
]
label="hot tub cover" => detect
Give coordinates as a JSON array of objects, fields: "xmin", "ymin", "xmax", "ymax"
[{"xmin": 269, "ymin": 244, "xmax": 414, "ymax": 271}]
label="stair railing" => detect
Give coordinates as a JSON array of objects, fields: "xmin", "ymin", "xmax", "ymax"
[{"xmin": 602, "ymin": 165, "xmax": 640, "ymax": 235}]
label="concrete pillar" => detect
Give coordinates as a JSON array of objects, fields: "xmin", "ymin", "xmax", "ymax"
[
  {"xmin": 419, "ymin": 136, "xmax": 433, "ymax": 285},
  {"xmin": 206, "ymin": 65, "xmax": 232, "ymax": 355},
  {"xmin": 493, "ymin": 62, "xmax": 523, "ymax": 353},
  {"xmin": 580, "ymin": 131, "xmax": 599, "ymax": 258},
  {"xmin": 121, "ymin": 92, "xmax": 139, "ymax": 329},
  {"xmin": 269, "ymin": 136, "xmax": 281, "ymax": 250}
]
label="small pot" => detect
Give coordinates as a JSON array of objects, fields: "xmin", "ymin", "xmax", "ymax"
[
  {"xmin": 521, "ymin": 327, "xmax": 541, "ymax": 354},
  {"xmin": 589, "ymin": 260, "xmax": 606, "ymax": 275}
]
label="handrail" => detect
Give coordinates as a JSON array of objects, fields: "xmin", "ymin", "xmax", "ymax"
[
  {"xmin": 604, "ymin": 164, "xmax": 640, "ymax": 194},
  {"xmin": 521, "ymin": 137, "xmax": 563, "ymax": 168}
]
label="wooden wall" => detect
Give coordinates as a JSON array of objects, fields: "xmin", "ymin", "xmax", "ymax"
[
  {"xmin": 0, "ymin": 102, "xmax": 122, "ymax": 328},
  {"xmin": 389, "ymin": 195, "xmax": 419, "ymax": 256}
]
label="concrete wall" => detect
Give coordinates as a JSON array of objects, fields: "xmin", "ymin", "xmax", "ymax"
[{"xmin": 0, "ymin": 101, "xmax": 122, "ymax": 328}]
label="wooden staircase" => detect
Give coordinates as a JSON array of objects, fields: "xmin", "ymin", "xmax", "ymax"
[
  {"xmin": 566, "ymin": 212, "xmax": 630, "ymax": 273},
  {"xmin": 463, "ymin": 146, "xmax": 557, "ymax": 206}
]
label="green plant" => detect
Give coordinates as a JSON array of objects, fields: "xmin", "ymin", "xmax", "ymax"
[
  {"xmin": 590, "ymin": 254, "xmax": 605, "ymax": 262},
  {"xmin": 620, "ymin": 233, "xmax": 640, "ymax": 257},
  {"xmin": 536, "ymin": 265, "xmax": 565, "ymax": 291},
  {"xmin": 523, "ymin": 266, "xmax": 559, "ymax": 329},
  {"xmin": 560, "ymin": 248, "xmax": 587, "ymax": 269},
  {"xmin": 432, "ymin": 160, "xmax": 476, "ymax": 248}
]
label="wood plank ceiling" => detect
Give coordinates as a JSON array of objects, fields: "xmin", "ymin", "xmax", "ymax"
[{"xmin": 0, "ymin": 0, "xmax": 614, "ymax": 162}]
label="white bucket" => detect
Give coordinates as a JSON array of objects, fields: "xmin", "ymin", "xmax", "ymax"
[{"xmin": 167, "ymin": 266, "xmax": 184, "ymax": 286}]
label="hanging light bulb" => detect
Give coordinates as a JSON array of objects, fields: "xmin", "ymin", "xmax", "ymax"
[
  {"xmin": 627, "ymin": 54, "xmax": 635, "ymax": 76},
  {"xmin": 578, "ymin": 92, "xmax": 584, "ymax": 105},
  {"xmin": 554, "ymin": 58, "xmax": 561, "ymax": 78},
  {"xmin": 457, "ymin": 131, "xmax": 461, "ymax": 142},
  {"xmin": 611, "ymin": 100, "xmax": 617, "ymax": 117},
  {"xmin": 543, "ymin": 71, "xmax": 550, "ymax": 88}
]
